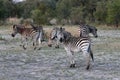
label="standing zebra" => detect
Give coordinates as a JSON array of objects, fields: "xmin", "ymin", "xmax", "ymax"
[
  {"xmin": 30, "ymin": 24, "xmax": 45, "ymax": 42},
  {"xmin": 48, "ymin": 27, "xmax": 60, "ymax": 48},
  {"xmin": 11, "ymin": 24, "xmax": 44, "ymax": 50},
  {"xmin": 48, "ymin": 27, "xmax": 72, "ymax": 48},
  {"xmin": 79, "ymin": 24, "xmax": 98, "ymax": 38},
  {"xmin": 56, "ymin": 27, "xmax": 94, "ymax": 70}
]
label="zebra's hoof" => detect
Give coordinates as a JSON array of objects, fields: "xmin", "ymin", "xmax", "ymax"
[
  {"xmin": 23, "ymin": 47, "xmax": 26, "ymax": 50},
  {"xmin": 22, "ymin": 46, "xmax": 26, "ymax": 50},
  {"xmin": 37, "ymin": 48, "xmax": 41, "ymax": 50},
  {"xmin": 55, "ymin": 46, "xmax": 59, "ymax": 48},
  {"xmin": 33, "ymin": 43, "xmax": 35, "ymax": 46},
  {"xmin": 19, "ymin": 44, "xmax": 22, "ymax": 46},
  {"xmin": 34, "ymin": 47, "xmax": 37, "ymax": 50},
  {"xmin": 86, "ymin": 65, "xmax": 90, "ymax": 70},
  {"xmin": 70, "ymin": 64, "xmax": 76, "ymax": 68},
  {"xmin": 48, "ymin": 44, "xmax": 52, "ymax": 47}
]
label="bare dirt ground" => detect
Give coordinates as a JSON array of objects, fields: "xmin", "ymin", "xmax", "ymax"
[{"xmin": 0, "ymin": 27, "xmax": 120, "ymax": 80}]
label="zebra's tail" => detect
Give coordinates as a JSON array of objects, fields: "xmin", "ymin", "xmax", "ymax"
[
  {"xmin": 30, "ymin": 23, "xmax": 37, "ymax": 31},
  {"xmin": 90, "ymin": 50, "xmax": 94, "ymax": 62}
]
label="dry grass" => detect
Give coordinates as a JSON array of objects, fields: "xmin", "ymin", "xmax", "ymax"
[
  {"xmin": 43, "ymin": 25, "xmax": 80, "ymax": 37},
  {"xmin": 0, "ymin": 25, "xmax": 120, "ymax": 80},
  {"xmin": 64, "ymin": 26, "xmax": 80, "ymax": 37},
  {"xmin": 92, "ymin": 41, "xmax": 120, "ymax": 52},
  {"xmin": 43, "ymin": 25, "xmax": 120, "ymax": 38}
]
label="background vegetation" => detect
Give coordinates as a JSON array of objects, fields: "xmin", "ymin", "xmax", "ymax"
[{"xmin": 0, "ymin": 0, "xmax": 120, "ymax": 27}]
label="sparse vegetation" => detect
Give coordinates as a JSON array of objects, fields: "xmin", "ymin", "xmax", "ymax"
[{"xmin": 0, "ymin": 26, "xmax": 120, "ymax": 80}]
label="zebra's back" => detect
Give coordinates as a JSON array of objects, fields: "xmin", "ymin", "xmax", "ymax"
[
  {"xmin": 21, "ymin": 28, "xmax": 35, "ymax": 37},
  {"xmin": 64, "ymin": 36, "xmax": 91, "ymax": 53}
]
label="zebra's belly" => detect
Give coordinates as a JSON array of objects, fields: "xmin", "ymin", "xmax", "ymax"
[
  {"xmin": 71, "ymin": 47, "xmax": 81, "ymax": 53},
  {"xmin": 64, "ymin": 45, "xmax": 89, "ymax": 53},
  {"xmin": 64, "ymin": 45, "xmax": 81, "ymax": 53}
]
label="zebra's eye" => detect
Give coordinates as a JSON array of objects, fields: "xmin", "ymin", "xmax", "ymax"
[{"xmin": 64, "ymin": 35, "xmax": 67, "ymax": 39}]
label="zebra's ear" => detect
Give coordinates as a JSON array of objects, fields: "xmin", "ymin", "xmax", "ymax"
[
  {"xmin": 62, "ymin": 28, "xmax": 65, "ymax": 31},
  {"xmin": 13, "ymin": 24, "xmax": 16, "ymax": 29},
  {"xmin": 30, "ymin": 24, "xmax": 37, "ymax": 30},
  {"xmin": 60, "ymin": 27, "xmax": 65, "ymax": 31},
  {"xmin": 60, "ymin": 27, "xmax": 63, "ymax": 31}
]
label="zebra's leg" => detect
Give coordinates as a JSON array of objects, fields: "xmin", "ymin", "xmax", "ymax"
[
  {"xmin": 90, "ymin": 50, "xmax": 94, "ymax": 62},
  {"xmin": 37, "ymin": 37, "xmax": 42, "ymax": 50},
  {"xmin": 83, "ymin": 51, "xmax": 91, "ymax": 70},
  {"xmin": 20, "ymin": 37, "xmax": 23, "ymax": 46},
  {"xmin": 22, "ymin": 40, "xmax": 27, "ymax": 50},
  {"xmin": 34, "ymin": 38, "xmax": 41, "ymax": 50},
  {"xmin": 55, "ymin": 45, "xmax": 59, "ymax": 48},
  {"xmin": 20, "ymin": 36, "xmax": 24, "ymax": 46},
  {"xmin": 21, "ymin": 38, "xmax": 27, "ymax": 50},
  {"xmin": 33, "ymin": 40, "xmax": 37, "ymax": 50},
  {"xmin": 33, "ymin": 38, "xmax": 38, "ymax": 50},
  {"xmin": 66, "ymin": 50, "xmax": 75, "ymax": 68},
  {"xmin": 33, "ymin": 42, "xmax": 35, "ymax": 46}
]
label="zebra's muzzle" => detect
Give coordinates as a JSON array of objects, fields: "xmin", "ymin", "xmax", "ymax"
[
  {"xmin": 59, "ymin": 38, "xmax": 64, "ymax": 42},
  {"xmin": 48, "ymin": 44, "xmax": 52, "ymax": 47},
  {"xmin": 95, "ymin": 35, "xmax": 98, "ymax": 38},
  {"xmin": 51, "ymin": 36, "xmax": 56, "ymax": 40},
  {"xmin": 11, "ymin": 34, "xmax": 15, "ymax": 37}
]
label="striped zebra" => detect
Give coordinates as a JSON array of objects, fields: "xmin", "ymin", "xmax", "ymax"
[
  {"xmin": 11, "ymin": 24, "xmax": 44, "ymax": 50},
  {"xmin": 56, "ymin": 27, "xmax": 94, "ymax": 70},
  {"xmin": 48, "ymin": 27, "xmax": 60, "ymax": 48},
  {"xmin": 48, "ymin": 27, "xmax": 72, "ymax": 48},
  {"xmin": 30, "ymin": 24, "xmax": 45, "ymax": 42},
  {"xmin": 79, "ymin": 24, "xmax": 98, "ymax": 38}
]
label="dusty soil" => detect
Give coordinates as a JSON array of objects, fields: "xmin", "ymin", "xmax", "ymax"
[{"xmin": 0, "ymin": 27, "xmax": 120, "ymax": 80}]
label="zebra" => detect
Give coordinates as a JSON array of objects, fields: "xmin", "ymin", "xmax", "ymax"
[
  {"xmin": 48, "ymin": 27, "xmax": 72, "ymax": 48},
  {"xmin": 11, "ymin": 24, "xmax": 44, "ymax": 50},
  {"xmin": 30, "ymin": 24, "xmax": 45, "ymax": 49},
  {"xmin": 30, "ymin": 24, "xmax": 45, "ymax": 42},
  {"xmin": 56, "ymin": 27, "xmax": 94, "ymax": 70},
  {"xmin": 79, "ymin": 24, "xmax": 98, "ymax": 38}
]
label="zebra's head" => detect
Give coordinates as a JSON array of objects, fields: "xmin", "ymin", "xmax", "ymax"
[
  {"xmin": 11, "ymin": 25, "xmax": 22, "ymax": 37},
  {"xmin": 88, "ymin": 25, "xmax": 98, "ymax": 38},
  {"xmin": 57, "ymin": 27, "xmax": 70, "ymax": 43},
  {"xmin": 50, "ymin": 27, "xmax": 59, "ymax": 40},
  {"xmin": 11, "ymin": 25, "xmax": 18, "ymax": 37}
]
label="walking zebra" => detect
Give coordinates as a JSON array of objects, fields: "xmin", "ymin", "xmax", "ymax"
[
  {"xmin": 79, "ymin": 24, "xmax": 98, "ymax": 38},
  {"xmin": 30, "ymin": 24, "xmax": 45, "ymax": 42},
  {"xmin": 11, "ymin": 24, "xmax": 44, "ymax": 50},
  {"xmin": 56, "ymin": 27, "xmax": 94, "ymax": 70},
  {"xmin": 48, "ymin": 27, "xmax": 72, "ymax": 48}
]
